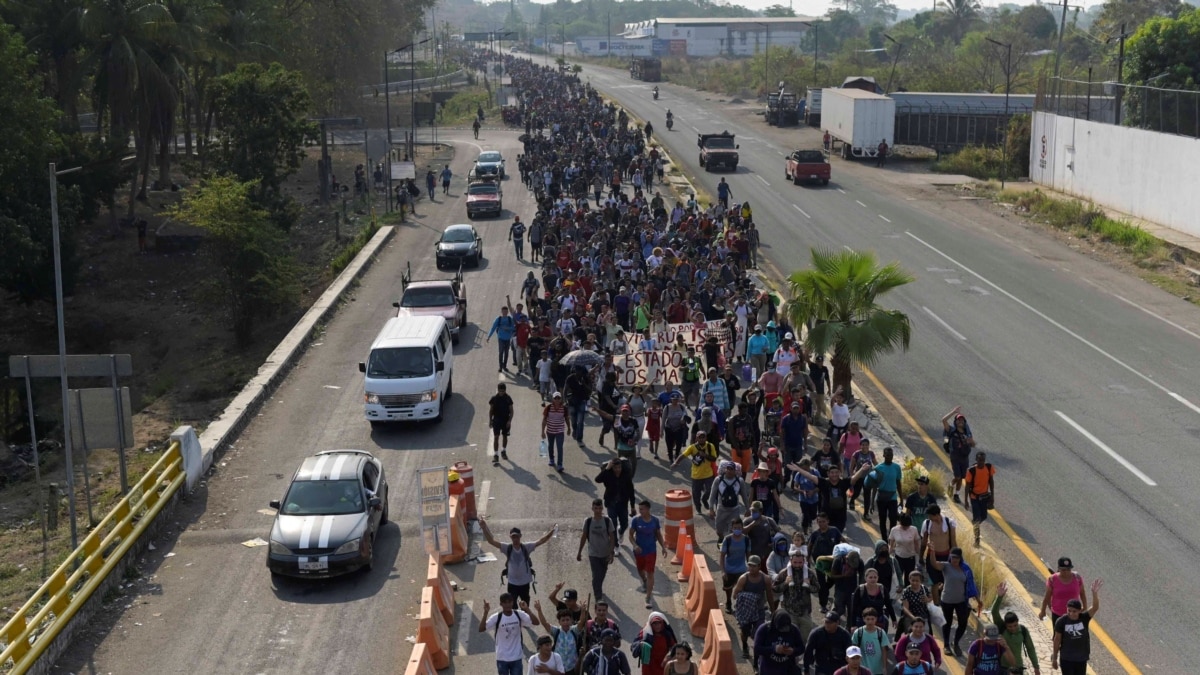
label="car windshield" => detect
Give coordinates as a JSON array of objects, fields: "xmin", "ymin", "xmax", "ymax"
[
  {"xmin": 468, "ymin": 183, "xmax": 498, "ymax": 196},
  {"xmin": 367, "ymin": 347, "xmax": 433, "ymax": 378},
  {"xmin": 705, "ymin": 136, "xmax": 735, "ymax": 149},
  {"xmin": 401, "ymin": 287, "xmax": 457, "ymax": 308},
  {"xmin": 281, "ymin": 479, "xmax": 363, "ymax": 516},
  {"xmin": 442, "ymin": 228, "xmax": 476, "ymax": 243},
  {"xmin": 793, "ymin": 150, "xmax": 825, "ymax": 162},
  {"xmin": 478, "ymin": 152, "xmax": 502, "ymax": 163}
]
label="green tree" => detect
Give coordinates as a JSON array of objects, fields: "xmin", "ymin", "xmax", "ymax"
[
  {"xmin": 206, "ymin": 62, "xmax": 316, "ymax": 208},
  {"xmin": 786, "ymin": 249, "xmax": 914, "ymax": 400},
  {"xmin": 1124, "ymin": 8, "xmax": 1200, "ymax": 135},
  {"xmin": 168, "ymin": 175, "xmax": 297, "ymax": 345},
  {"xmin": 1095, "ymin": 0, "xmax": 1187, "ymax": 37},
  {"xmin": 763, "ymin": 4, "xmax": 796, "ymax": 17},
  {"xmin": 936, "ymin": 0, "xmax": 982, "ymax": 44},
  {"xmin": 0, "ymin": 22, "xmax": 80, "ymax": 302}
]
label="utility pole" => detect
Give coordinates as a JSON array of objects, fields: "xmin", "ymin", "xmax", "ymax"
[
  {"xmin": 802, "ymin": 21, "xmax": 820, "ymax": 84},
  {"xmin": 986, "ymin": 37, "xmax": 1012, "ymax": 189},
  {"xmin": 1107, "ymin": 23, "xmax": 1130, "ymax": 125},
  {"xmin": 884, "ymin": 34, "xmax": 903, "ymax": 94},
  {"xmin": 1051, "ymin": 0, "xmax": 1069, "ymax": 101}
]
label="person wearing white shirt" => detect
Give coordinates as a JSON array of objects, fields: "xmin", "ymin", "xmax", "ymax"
[
  {"xmin": 480, "ymin": 593, "xmax": 541, "ymax": 675},
  {"xmin": 608, "ymin": 329, "xmax": 629, "ymax": 356},
  {"xmin": 527, "ymin": 634, "xmax": 566, "ymax": 674}
]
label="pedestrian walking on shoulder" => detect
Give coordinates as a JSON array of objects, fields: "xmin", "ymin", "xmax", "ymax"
[
  {"xmin": 577, "ymin": 498, "xmax": 617, "ymax": 601},
  {"xmin": 876, "ymin": 139, "xmax": 888, "ymax": 167},
  {"xmin": 440, "ymin": 164, "xmax": 452, "ymax": 194},
  {"xmin": 479, "ymin": 592, "xmax": 541, "ymax": 675},
  {"xmin": 708, "ymin": 461, "xmax": 749, "ymax": 540},
  {"xmin": 509, "ymin": 216, "xmax": 527, "ymax": 260},
  {"xmin": 478, "ymin": 516, "xmax": 557, "ymax": 605},
  {"xmin": 1040, "ymin": 557, "xmax": 1086, "ymax": 626},
  {"xmin": 488, "ymin": 305, "xmax": 517, "ymax": 372},
  {"xmin": 1051, "ymin": 579, "xmax": 1103, "ymax": 675},
  {"xmin": 963, "ymin": 451, "xmax": 995, "ymax": 547},
  {"xmin": 489, "ymin": 383, "xmax": 514, "ymax": 466},
  {"xmin": 992, "ymin": 582, "xmax": 1041, "ymax": 675}
]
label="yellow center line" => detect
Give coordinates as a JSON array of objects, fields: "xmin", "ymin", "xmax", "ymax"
[{"xmin": 859, "ymin": 365, "xmax": 1142, "ymax": 675}]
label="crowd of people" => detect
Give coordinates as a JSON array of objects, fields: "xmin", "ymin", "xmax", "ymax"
[{"xmin": 470, "ymin": 53, "xmax": 1101, "ymax": 675}]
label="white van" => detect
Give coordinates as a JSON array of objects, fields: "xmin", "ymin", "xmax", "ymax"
[{"xmin": 359, "ymin": 315, "xmax": 453, "ymax": 425}]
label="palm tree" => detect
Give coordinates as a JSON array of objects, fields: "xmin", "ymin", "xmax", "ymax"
[
  {"xmin": 787, "ymin": 248, "xmax": 914, "ymax": 401},
  {"xmin": 937, "ymin": 0, "xmax": 981, "ymax": 44}
]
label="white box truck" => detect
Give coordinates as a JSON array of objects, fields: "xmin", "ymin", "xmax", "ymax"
[{"xmin": 822, "ymin": 88, "xmax": 896, "ymax": 160}]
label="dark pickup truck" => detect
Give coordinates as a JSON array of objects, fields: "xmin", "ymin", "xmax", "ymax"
[
  {"xmin": 698, "ymin": 132, "xmax": 739, "ymax": 172},
  {"xmin": 784, "ymin": 149, "xmax": 830, "ymax": 186}
]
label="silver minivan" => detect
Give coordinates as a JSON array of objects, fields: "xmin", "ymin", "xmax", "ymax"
[{"xmin": 359, "ymin": 316, "xmax": 453, "ymax": 425}]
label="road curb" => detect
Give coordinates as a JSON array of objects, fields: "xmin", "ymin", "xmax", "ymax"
[{"xmin": 192, "ymin": 225, "xmax": 397, "ymax": 479}]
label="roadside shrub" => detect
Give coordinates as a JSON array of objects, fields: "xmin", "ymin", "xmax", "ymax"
[
  {"xmin": 437, "ymin": 88, "xmax": 492, "ymax": 125},
  {"xmin": 960, "ymin": 545, "xmax": 1004, "ymax": 610},
  {"xmin": 331, "ymin": 218, "xmax": 381, "ymax": 275},
  {"xmin": 901, "ymin": 456, "xmax": 949, "ymax": 500}
]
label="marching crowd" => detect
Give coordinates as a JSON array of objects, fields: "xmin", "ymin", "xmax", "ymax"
[{"xmin": 469, "ymin": 54, "xmax": 1102, "ymax": 675}]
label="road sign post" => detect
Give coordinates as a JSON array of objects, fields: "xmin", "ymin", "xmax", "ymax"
[{"xmin": 418, "ymin": 467, "xmax": 451, "ymax": 556}]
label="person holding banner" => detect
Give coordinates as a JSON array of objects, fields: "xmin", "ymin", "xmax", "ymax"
[{"xmin": 680, "ymin": 347, "xmax": 703, "ymax": 407}]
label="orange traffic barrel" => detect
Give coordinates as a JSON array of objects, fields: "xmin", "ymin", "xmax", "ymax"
[
  {"xmin": 664, "ymin": 489, "xmax": 693, "ymax": 550},
  {"xmin": 453, "ymin": 460, "xmax": 476, "ymax": 520}
]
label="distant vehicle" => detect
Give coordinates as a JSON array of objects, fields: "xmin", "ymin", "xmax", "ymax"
[
  {"xmin": 821, "ymin": 88, "xmax": 895, "ymax": 160},
  {"xmin": 267, "ymin": 449, "xmax": 390, "ymax": 579},
  {"xmin": 465, "ymin": 180, "xmax": 503, "ymax": 219},
  {"xmin": 698, "ymin": 131, "xmax": 739, "ymax": 172},
  {"xmin": 766, "ymin": 91, "xmax": 799, "ymax": 126},
  {"xmin": 785, "ymin": 149, "xmax": 831, "ymax": 185},
  {"xmin": 470, "ymin": 150, "xmax": 505, "ymax": 180},
  {"xmin": 435, "ymin": 223, "xmax": 484, "ymax": 268},
  {"xmin": 630, "ymin": 57, "xmax": 662, "ymax": 82},
  {"xmin": 805, "ymin": 88, "xmax": 823, "ymax": 127},
  {"xmin": 395, "ymin": 263, "xmax": 467, "ymax": 344}
]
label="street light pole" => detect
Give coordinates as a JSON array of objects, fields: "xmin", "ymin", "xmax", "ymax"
[
  {"xmin": 49, "ymin": 162, "xmax": 79, "ymax": 549},
  {"xmin": 383, "ymin": 53, "xmax": 393, "ymax": 212},
  {"xmin": 986, "ymin": 37, "xmax": 1012, "ymax": 189},
  {"xmin": 883, "ymin": 34, "xmax": 904, "ymax": 94},
  {"xmin": 802, "ymin": 21, "xmax": 820, "ymax": 83}
]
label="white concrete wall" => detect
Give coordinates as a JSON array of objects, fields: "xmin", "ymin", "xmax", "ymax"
[{"xmin": 1030, "ymin": 111, "xmax": 1200, "ymax": 238}]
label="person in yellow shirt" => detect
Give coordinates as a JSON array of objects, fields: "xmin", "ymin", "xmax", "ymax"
[{"xmin": 672, "ymin": 430, "xmax": 719, "ymax": 511}]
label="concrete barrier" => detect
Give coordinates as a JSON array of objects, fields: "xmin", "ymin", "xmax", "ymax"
[
  {"xmin": 699, "ymin": 609, "xmax": 738, "ymax": 675},
  {"xmin": 402, "ymin": 643, "xmax": 438, "ymax": 675},
  {"xmin": 416, "ymin": 586, "xmax": 450, "ymax": 669},
  {"xmin": 685, "ymin": 556, "xmax": 719, "ymax": 638},
  {"xmin": 425, "ymin": 555, "xmax": 456, "ymax": 625}
]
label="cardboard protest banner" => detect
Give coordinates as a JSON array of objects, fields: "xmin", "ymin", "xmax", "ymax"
[{"xmin": 612, "ymin": 321, "xmax": 737, "ymax": 386}]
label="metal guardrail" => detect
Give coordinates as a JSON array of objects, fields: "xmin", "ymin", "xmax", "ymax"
[
  {"xmin": 359, "ymin": 69, "xmax": 467, "ymax": 96},
  {"xmin": 0, "ymin": 441, "xmax": 185, "ymax": 673}
]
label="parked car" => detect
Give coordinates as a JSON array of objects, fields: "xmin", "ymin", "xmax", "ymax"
[
  {"xmin": 267, "ymin": 449, "xmax": 390, "ymax": 578},
  {"xmin": 435, "ymin": 223, "xmax": 484, "ymax": 268},
  {"xmin": 785, "ymin": 149, "xmax": 831, "ymax": 185},
  {"xmin": 470, "ymin": 150, "xmax": 505, "ymax": 180},
  {"xmin": 465, "ymin": 180, "xmax": 503, "ymax": 219}
]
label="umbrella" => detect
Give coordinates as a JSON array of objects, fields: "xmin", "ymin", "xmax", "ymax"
[{"xmin": 560, "ymin": 349, "xmax": 604, "ymax": 369}]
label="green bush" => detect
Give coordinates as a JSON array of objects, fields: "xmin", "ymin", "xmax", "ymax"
[
  {"xmin": 1004, "ymin": 190, "xmax": 1161, "ymax": 256},
  {"xmin": 331, "ymin": 218, "xmax": 381, "ymax": 274},
  {"xmin": 437, "ymin": 88, "xmax": 492, "ymax": 125}
]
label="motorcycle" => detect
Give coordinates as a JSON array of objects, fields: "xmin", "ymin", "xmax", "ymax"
[
  {"xmin": 652, "ymin": 87, "xmax": 659, "ymax": 100},
  {"xmin": 666, "ymin": 116, "xmax": 674, "ymax": 131}
]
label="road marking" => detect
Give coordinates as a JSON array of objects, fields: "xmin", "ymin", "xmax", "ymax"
[
  {"xmin": 455, "ymin": 601, "xmax": 474, "ymax": 655},
  {"xmin": 1054, "ymin": 411, "xmax": 1157, "ymax": 486},
  {"xmin": 837, "ymin": 188, "xmax": 846, "ymax": 194},
  {"xmin": 855, "ymin": 199, "xmax": 867, "ymax": 208},
  {"xmin": 755, "ymin": 175, "xmax": 770, "ymax": 187},
  {"xmin": 922, "ymin": 306, "xmax": 967, "ymax": 341},
  {"xmin": 1113, "ymin": 294, "xmax": 1200, "ymax": 342},
  {"xmin": 878, "ymin": 214, "xmax": 891, "ymax": 223},
  {"xmin": 792, "ymin": 204, "xmax": 811, "ymax": 219},
  {"xmin": 859, "ymin": 366, "xmax": 1144, "ymax": 674},
  {"xmin": 477, "ymin": 480, "xmax": 492, "ymax": 518},
  {"xmin": 906, "ymin": 230, "xmax": 1200, "ymax": 417},
  {"xmin": 689, "ymin": 125, "xmax": 699, "ymax": 132}
]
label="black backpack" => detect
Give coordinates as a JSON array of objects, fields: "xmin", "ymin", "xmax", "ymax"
[
  {"xmin": 502, "ymin": 543, "xmax": 534, "ymax": 583},
  {"xmin": 718, "ymin": 478, "xmax": 741, "ymax": 508}
]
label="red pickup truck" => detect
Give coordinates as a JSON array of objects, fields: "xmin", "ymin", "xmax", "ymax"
[{"xmin": 784, "ymin": 149, "xmax": 831, "ymax": 186}]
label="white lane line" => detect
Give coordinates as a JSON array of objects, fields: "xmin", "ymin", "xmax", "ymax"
[
  {"xmin": 922, "ymin": 306, "xmax": 967, "ymax": 341},
  {"xmin": 1112, "ymin": 294, "xmax": 1200, "ymax": 342},
  {"xmin": 689, "ymin": 125, "xmax": 699, "ymax": 132},
  {"xmin": 477, "ymin": 480, "xmax": 492, "ymax": 518},
  {"xmin": 906, "ymin": 230, "xmax": 1200, "ymax": 416},
  {"xmin": 855, "ymin": 200, "xmax": 868, "ymax": 208},
  {"xmin": 1054, "ymin": 411, "xmax": 1157, "ymax": 486},
  {"xmin": 776, "ymin": 150, "xmax": 786, "ymax": 156},
  {"xmin": 755, "ymin": 175, "xmax": 771, "ymax": 187},
  {"xmin": 837, "ymin": 188, "xmax": 847, "ymax": 194},
  {"xmin": 843, "ymin": 245, "xmax": 853, "ymax": 252},
  {"xmin": 792, "ymin": 204, "xmax": 811, "ymax": 219},
  {"xmin": 879, "ymin": 215, "xmax": 892, "ymax": 223},
  {"xmin": 455, "ymin": 601, "xmax": 475, "ymax": 655}
]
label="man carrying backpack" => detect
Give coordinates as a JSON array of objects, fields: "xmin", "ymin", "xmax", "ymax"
[
  {"xmin": 479, "ymin": 515, "xmax": 557, "ymax": 605},
  {"xmin": 479, "ymin": 592, "xmax": 542, "ymax": 675},
  {"xmin": 581, "ymin": 628, "xmax": 631, "ymax": 675},
  {"xmin": 892, "ymin": 643, "xmax": 935, "ymax": 675},
  {"xmin": 990, "ymin": 582, "xmax": 1040, "ymax": 674},
  {"xmin": 577, "ymin": 499, "xmax": 618, "ymax": 601},
  {"xmin": 963, "ymin": 451, "xmax": 995, "ymax": 547},
  {"xmin": 708, "ymin": 461, "xmax": 748, "ymax": 539},
  {"xmin": 718, "ymin": 519, "xmax": 752, "ymax": 613},
  {"xmin": 964, "ymin": 623, "xmax": 1015, "ymax": 674}
]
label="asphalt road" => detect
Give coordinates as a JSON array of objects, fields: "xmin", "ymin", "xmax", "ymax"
[
  {"xmin": 573, "ymin": 61, "xmax": 1200, "ymax": 672},
  {"xmin": 53, "ymin": 128, "xmax": 780, "ymax": 675}
]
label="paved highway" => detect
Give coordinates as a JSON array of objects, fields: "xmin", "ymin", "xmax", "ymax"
[{"xmin": 575, "ymin": 61, "xmax": 1200, "ymax": 672}]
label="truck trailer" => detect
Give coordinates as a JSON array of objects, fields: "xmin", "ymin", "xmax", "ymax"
[{"xmin": 821, "ymin": 88, "xmax": 895, "ymax": 160}]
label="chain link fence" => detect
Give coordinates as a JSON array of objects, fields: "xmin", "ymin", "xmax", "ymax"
[{"xmin": 1039, "ymin": 76, "xmax": 1200, "ymax": 139}]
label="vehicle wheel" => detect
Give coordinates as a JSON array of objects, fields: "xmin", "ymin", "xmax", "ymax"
[
  {"xmin": 381, "ymin": 490, "xmax": 390, "ymax": 525},
  {"xmin": 793, "ymin": 172, "xmax": 802, "ymax": 186},
  {"xmin": 433, "ymin": 402, "xmax": 444, "ymax": 424},
  {"xmin": 363, "ymin": 534, "xmax": 375, "ymax": 572},
  {"xmin": 731, "ymin": 164, "xmax": 738, "ymax": 172},
  {"xmin": 445, "ymin": 376, "xmax": 453, "ymax": 400},
  {"xmin": 369, "ymin": 420, "xmax": 384, "ymax": 429},
  {"xmin": 822, "ymin": 178, "xmax": 830, "ymax": 186}
]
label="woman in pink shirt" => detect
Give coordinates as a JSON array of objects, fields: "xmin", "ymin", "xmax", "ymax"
[
  {"xmin": 1039, "ymin": 556, "xmax": 1086, "ymax": 624},
  {"xmin": 838, "ymin": 421, "xmax": 864, "ymax": 474}
]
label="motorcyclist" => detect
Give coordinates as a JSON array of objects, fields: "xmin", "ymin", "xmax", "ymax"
[
  {"xmin": 652, "ymin": 86, "xmax": 659, "ymax": 100},
  {"xmin": 666, "ymin": 109, "xmax": 674, "ymax": 130}
]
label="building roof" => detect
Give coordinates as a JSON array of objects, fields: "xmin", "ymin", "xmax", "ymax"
[
  {"xmin": 827, "ymin": 88, "xmax": 891, "ymax": 100},
  {"xmin": 653, "ymin": 16, "xmax": 820, "ymax": 26}
]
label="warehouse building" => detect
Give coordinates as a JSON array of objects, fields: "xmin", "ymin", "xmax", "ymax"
[{"xmin": 621, "ymin": 17, "xmax": 819, "ymax": 58}]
